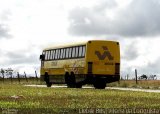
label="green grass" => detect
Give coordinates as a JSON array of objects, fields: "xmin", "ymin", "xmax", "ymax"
[
  {"xmin": 1, "ymin": 78, "xmax": 160, "ymax": 89},
  {"xmin": 108, "ymin": 80, "xmax": 160, "ymax": 89},
  {"xmin": 0, "ymin": 78, "xmax": 43, "ymax": 85},
  {"xmin": 0, "ymin": 83, "xmax": 160, "ymax": 113}
]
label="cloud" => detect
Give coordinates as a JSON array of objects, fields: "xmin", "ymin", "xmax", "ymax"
[
  {"xmin": 0, "ymin": 9, "xmax": 11, "ymax": 21},
  {"xmin": 122, "ymin": 42, "xmax": 139, "ymax": 60},
  {"xmin": 93, "ymin": 0, "xmax": 117, "ymax": 12},
  {"xmin": 1, "ymin": 50, "xmax": 39, "ymax": 66},
  {"xmin": 68, "ymin": 0, "xmax": 160, "ymax": 37},
  {"xmin": 68, "ymin": 7, "xmax": 111, "ymax": 36},
  {"xmin": 0, "ymin": 10, "xmax": 11, "ymax": 39},
  {"xmin": 137, "ymin": 58, "xmax": 160, "ymax": 75},
  {"xmin": 0, "ymin": 24, "xmax": 11, "ymax": 39},
  {"xmin": 121, "ymin": 59, "xmax": 160, "ymax": 79}
]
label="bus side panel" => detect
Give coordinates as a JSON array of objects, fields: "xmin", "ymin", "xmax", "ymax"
[{"xmin": 40, "ymin": 58, "xmax": 86, "ymax": 83}]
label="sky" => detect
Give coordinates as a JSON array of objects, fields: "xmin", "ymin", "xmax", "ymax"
[{"xmin": 0, "ymin": 0, "xmax": 160, "ymax": 79}]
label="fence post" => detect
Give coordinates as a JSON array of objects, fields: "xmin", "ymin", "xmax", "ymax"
[
  {"xmin": 35, "ymin": 70, "xmax": 38, "ymax": 82},
  {"xmin": 1, "ymin": 70, "xmax": 5, "ymax": 83},
  {"xmin": 2, "ymin": 73, "xmax": 5, "ymax": 83},
  {"xmin": 24, "ymin": 72, "xmax": 28, "ymax": 82},
  {"xmin": 10, "ymin": 73, "xmax": 13, "ymax": 84},
  {"xmin": 135, "ymin": 69, "xmax": 138, "ymax": 84},
  {"xmin": 17, "ymin": 72, "xmax": 20, "ymax": 84}
]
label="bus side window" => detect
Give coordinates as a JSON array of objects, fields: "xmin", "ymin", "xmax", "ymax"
[
  {"xmin": 69, "ymin": 47, "xmax": 72, "ymax": 58},
  {"xmin": 52, "ymin": 50, "xmax": 55, "ymax": 60},
  {"xmin": 82, "ymin": 46, "xmax": 86, "ymax": 57},
  {"xmin": 57, "ymin": 49, "xmax": 60, "ymax": 59},
  {"xmin": 47, "ymin": 51, "xmax": 51, "ymax": 60},
  {"xmin": 59, "ymin": 49, "xmax": 61, "ymax": 59},
  {"xmin": 45, "ymin": 51, "xmax": 48, "ymax": 60},
  {"xmin": 72, "ymin": 47, "xmax": 76, "ymax": 58},
  {"xmin": 66, "ymin": 48, "xmax": 69, "ymax": 58},
  {"xmin": 75, "ymin": 47, "xmax": 79, "ymax": 58},
  {"xmin": 60, "ymin": 49, "xmax": 64, "ymax": 59},
  {"xmin": 50, "ymin": 50, "xmax": 53, "ymax": 60},
  {"xmin": 55, "ymin": 50, "xmax": 58, "ymax": 60},
  {"xmin": 63, "ymin": 48, "xmax": 66, "ymax": 59},
  {"xmin": 79, "ymin": 46, "xmax": 82, "ymax": 57},
  {"xmin": 45, "ymin": 51, "xmax": 47, "ymax": 60}
]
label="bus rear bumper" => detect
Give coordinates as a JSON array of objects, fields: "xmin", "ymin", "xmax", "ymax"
[{"xmin": 85, "ymin": 74, "xmax": 120, "ymax": 84}]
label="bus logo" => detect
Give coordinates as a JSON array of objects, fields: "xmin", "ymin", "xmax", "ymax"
[{"xmin": 95, "ymin": 46, "xmax": 114, "ymax": 60}]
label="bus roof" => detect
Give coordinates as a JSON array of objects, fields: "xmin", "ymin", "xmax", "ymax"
[
  {"xmin": 43, "ymin": 41, "xmax": 87, "ymax": 50},
  {"xmin": 43, "ymin": 40, "xmax": 119, "ymax": 51}
]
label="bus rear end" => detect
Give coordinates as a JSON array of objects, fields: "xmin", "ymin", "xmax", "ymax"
[{"xmin": 85, "ymin": 40, "xmax": 120, "ymax": 88}]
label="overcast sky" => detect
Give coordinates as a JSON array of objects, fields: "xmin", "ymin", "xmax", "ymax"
[{"xmin": 0, "ymin": 0, "xmax": 160, "ymax": 78}]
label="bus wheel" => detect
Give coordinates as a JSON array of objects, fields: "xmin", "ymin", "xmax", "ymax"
[
  {"xmin": 44, "ymin": 72, "xmax": 52, "ymax": 87},
  {"xmin": 65, "ymin": 72, "xmax": 76, "ymax": 88},
  {"xmin": 46, "ymin": 82, "xmax": 52, "ymax": 87},
  {"xmin": 76, "ymin": 82, "xmax": 82, "ymax": 88},
  {"xmin": 93, "ymin": 78, "xmax": 106, "ymax": 89}
]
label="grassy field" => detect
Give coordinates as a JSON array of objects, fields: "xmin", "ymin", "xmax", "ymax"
[
  {"xmin": 1, "ymin": 78, "xmax": 160, "ymax": 89},
  {"xmin": 107, "ymin": 80, "xmax": 160, "ymax": 89},
  {"xmin": 0, "ymin": 83, "xmax": 160, "ymax": 113}
]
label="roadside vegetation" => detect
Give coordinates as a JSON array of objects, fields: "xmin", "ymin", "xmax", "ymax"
[
  {"xmin": 1, "ymin": 78, "xmax": 160, "ymax": 89},
  {"xmin": 0, "ymin": 82, "xmax": 160, "ymax": 113},
  {"xmin": 107, "ymin": 80, "xmax": 160, "ymax": 89}
]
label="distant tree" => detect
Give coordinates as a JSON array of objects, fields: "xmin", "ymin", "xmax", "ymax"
[
  {"xmin": 5, "ymin": 68, "xmax": 13, "ymax": 78},
  {"xmin": 148, "ymin": 75, "xmax": 157, "ymax": 80},
  {"xmin": 138, "ymin": 74, "xmax": 148, "ymax": 80},
  {"xmin": 1, "ymin": 68, "xmax": 5, "ymax": 78}
]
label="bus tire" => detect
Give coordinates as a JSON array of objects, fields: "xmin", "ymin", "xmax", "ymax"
[
  {"xmin": 65, "ymin": 72, "xmax": 76, "ymax": 88},
  {"xmin": 65, "ymin": 72, "xmax": 69, "ymax": 84},
  {"xmin": 93, "ymin": 77, "xmax": 106, "ymax": 89},
  {"xmin": 44, "ymin": 72, "xmax": 52, "ymax": 87},
  {"xmin": 46, "ymin": 82, "xmax": 52, "ymax": 87},
  {"xmin": 76, "ymin": 82, "xmax": 82, "ymax": 88}
]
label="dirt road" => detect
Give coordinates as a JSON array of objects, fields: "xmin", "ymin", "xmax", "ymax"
[{"xmin": 24, "ymin": 85, "xmax": 160, "ymax": 93}]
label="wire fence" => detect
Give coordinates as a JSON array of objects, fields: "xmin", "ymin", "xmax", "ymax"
[{"xmin": 0, "ymin": 70, "xmax": 44, "ymax": 84}]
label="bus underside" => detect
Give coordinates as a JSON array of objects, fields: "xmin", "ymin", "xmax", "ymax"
[{"xmin": 40, "ymin": 72, "xmax": 120, "ymax": 89}]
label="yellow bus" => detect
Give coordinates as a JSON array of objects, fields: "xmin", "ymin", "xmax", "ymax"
[{"xmin": 40, "ymin": 40, "xmax": 120, "ymax": 89}]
